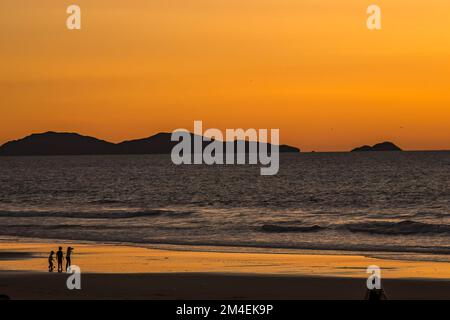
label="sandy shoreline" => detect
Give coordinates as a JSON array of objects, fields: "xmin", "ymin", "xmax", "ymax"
[
  {"xmin": 2, "ymin": 272, "xmax": 450, "ymax": 300},
  {"xmin": 1, "ymin": 241, "xmax": 450, "ymax": 299}
]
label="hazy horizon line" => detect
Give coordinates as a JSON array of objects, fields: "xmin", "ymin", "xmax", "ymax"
[{"xmin": 1, "ymin": 130, "xmax": 449, "ymax": 153}]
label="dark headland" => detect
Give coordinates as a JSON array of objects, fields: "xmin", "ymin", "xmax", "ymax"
[
  {"xmin": 351, "ymin": 141, "xmax": 402, "ymax": 152},
  {"xmin": 0, "ymin": 132, "xmax": 300, "ymax": 156}
]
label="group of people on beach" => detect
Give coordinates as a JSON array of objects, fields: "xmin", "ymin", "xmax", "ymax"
[{"xmin": 48, "ymin": 246, "xmax": 74, "ymax": 272}]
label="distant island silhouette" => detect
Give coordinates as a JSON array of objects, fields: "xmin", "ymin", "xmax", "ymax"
[
  {"xmin": 0, "ymin": 132, "xmax": 300, "ymax": 156},
  {"xmin": 351, "ymin": 142, "xmax": 402, "ymax": 152}
]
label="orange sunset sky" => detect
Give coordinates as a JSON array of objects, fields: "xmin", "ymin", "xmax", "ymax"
[{"xmin": 1, "ymin": 0, "xmax": 449, "ymax": 151}]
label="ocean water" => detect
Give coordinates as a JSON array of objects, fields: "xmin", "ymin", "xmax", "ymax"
[{"xmin": 0, "ymin": 152, "xmax": 449, "ymax": 261}]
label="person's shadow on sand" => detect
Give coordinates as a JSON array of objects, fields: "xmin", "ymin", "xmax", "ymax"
[{"xmin": 365, "ymin": 287, "xmax": 388, "ymax": 300}]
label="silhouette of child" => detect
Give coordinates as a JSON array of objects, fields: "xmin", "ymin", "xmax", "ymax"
[
  {"xmin": 56, "ymin": 247, "xmax": 64, "ymax": 273},
  {"xmin": 48, "ymin": 251, "xmax": 55, "ymax": 272}
]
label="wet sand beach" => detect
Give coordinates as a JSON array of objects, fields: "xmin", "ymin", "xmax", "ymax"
[{"xmin": 0, "ymin": 241, "xmax": 449, "ymax": 299}]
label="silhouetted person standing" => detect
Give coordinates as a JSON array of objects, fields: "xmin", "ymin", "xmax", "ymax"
[
  {"xmin": 56, "ymin": 247, "xmax": 64, "ymax": 273},
  {"xmin": 48, "ymin": 251, "xmax": 55, "ymax": 272},
  {"xmin": 66, "ymin": 247, "xmax": 73, "ymax": 271}
]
